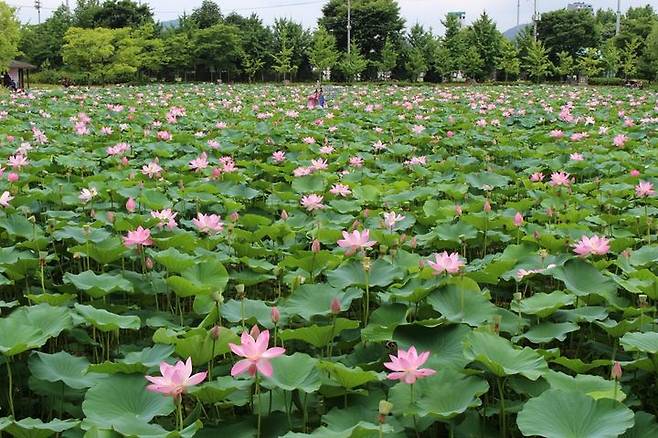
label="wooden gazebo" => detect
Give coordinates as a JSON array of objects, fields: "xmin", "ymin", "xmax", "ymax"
[{"xmin": 7, "ymin": 60, "xmax": 36, "ymax": 90}]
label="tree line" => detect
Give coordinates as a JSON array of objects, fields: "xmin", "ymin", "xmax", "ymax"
[{"xmin": 3, "ymin": 0, "xmax": 658, "ymax": 84}]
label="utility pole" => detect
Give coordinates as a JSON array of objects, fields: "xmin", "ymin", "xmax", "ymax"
[
  {"xmin": 517, "ymin": 0, "xmax": 520, "ymax": 27},
  {"xmin": 616, "ymin": 0, "xmax": 621, "ymax": 36},
  {"xmin": 533, "ymin": 0, "xmax": 538, "ymax": 41},
  {"xmin": 347, "ymin": 0, "xmax": 352, "ymax": 54},
  {"xmin": 35, "ymin": 0, "xmax": 41, "ymax": 24}
]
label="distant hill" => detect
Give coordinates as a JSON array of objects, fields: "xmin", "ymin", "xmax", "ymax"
[
  {"xmin": 160, "ymin": 19, "xmax": 180, "ymax": 29},
  {"xmin": 503, "ymin": 23, "xmax": 530, "ymax": 40}
]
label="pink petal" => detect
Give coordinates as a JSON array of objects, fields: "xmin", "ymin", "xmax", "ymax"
[
  {"xmin": 186, "ymin": 371, "xmax": 207, "ymax": 386},
  {"xmin": 256, "ymin": 359, "xmax": 273, "ymax": 377},
  {"xmin": 231, "ymin": 359, "xmax": 254, "ymax": 377},
  {"xmin": 261, "ymin": 347, "xmax": 285, "ymax": 359}
]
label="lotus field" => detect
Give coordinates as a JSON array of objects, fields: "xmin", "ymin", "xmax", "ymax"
[{"xmin": 1, "ymin": 83, "xmax": 658, "ymax": 438}]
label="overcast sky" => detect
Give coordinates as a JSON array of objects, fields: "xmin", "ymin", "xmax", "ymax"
[{"xmin": 10, "ymin": 0, "xmax": 658, "ymax": 33}]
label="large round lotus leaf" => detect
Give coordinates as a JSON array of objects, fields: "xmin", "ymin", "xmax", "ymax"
[
  {"xmin": 82, "ymin": 375, "xmax": 174, "ymax": 431},
  {"xmin": 326, "ymin": 259, "xmax": 404, "ymax": 289},
  {"xmin": 386, "ymin": 277, "xmax": 442, "ymax": 303},
  {"xmin": 282, "ymin": 284, "xmax": 362, "ymax": 320},
  {"xmin": 152, "ymin": 327, "xmax": 239, "ymax": 366},
  {"xmin": 517, "ymin": 389, "xmax": 634, "ymax": 438},
  {"xmin": 279, "ymin": 318, "xmax": 359, "ymax": 348},
  {"xmin": 0, "ymin": 304, "xmax": 72, "ymax": 356},
  {"xmin": 388, "ymin": 368, "xmax": 489, "ymax": 419},
  {"xmin": 621, "ymin": 412, "xmax": 658, "ymax": 438},
  {"xmin": 74, "ymin": 304, "xmax": 140, "ymax": 332},
  {"xmin": 550, "ymin": 259, "xmax": 617, "ymax": 298},
  {"xmin": 87, "ymin": 345, "xmax": 175, "ymax": 375},
  {"xmin": 393, "ymin": 324, "xmax": 471, "ymax": 371},
  {"xmin": 510, "ymin": 291, "xmax": 575, "ymax": 318},
  {"xmin": 620, "ymin": 331, "xmax": 658, "ymax": 354},
  {"xmin": 543, "ymin": 370, "xmax": 626, "ymax": 401},
  {"xmin": 70, "ymin": 237, "xmax": 127, "ymax": 265},
  {"xmin": 361, "ymin": 303, "xmax": 409, "ymax": 343},
  {"xmin": 318, "ymin": 361, "xmax": 381, "ymax": 389},
  {"xmin": 188, "ymin": 376, "xmax": 251, "ymax": 404},
  {"xmin": 64, "ymin": 271, "xmax": 133, "ymax": 299},
  {"xmin": 166, "ymin": 258, "xmax": 229, "ymax": 297},
  {"xmin": 262, "ymin": 353, "xmax": 321, "ymax": 393},
  {"xmin": 29, "ymin": 351, "xmax": 106, "ymax": 389},
  {"xmin": 427, "ymin": 276, "xmax": 496, "ymax": 327},
  {"xmin": 2, "ymin": 418, "xmax": 79, "ymax": 438},
  {"xmin": 152, "ymin": 248, "xmax": 196, "ymax": 273},
  {"xmin": 629, "ymin": 246, "xmax": 658, "ymax": 266},
  {"xmin": 220, "ymin": 299, "xmax": 274, "ymax": 328},
  {"xmin": 463, "ymin": 331, "xmax": 548, "ymax": 380},
  {"xmin": 512, "ymin": 322, "xmax": 580, "ymax": 344}
]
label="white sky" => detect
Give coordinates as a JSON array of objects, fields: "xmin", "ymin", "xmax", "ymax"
[{"xmin": 9, "ymin": 0, "xmax": 658, "ymax": 33}]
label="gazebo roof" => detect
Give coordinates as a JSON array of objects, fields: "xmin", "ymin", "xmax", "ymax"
[{"xmin": 9, "ymin": 60, "xmax": 36, "ymax": 70}]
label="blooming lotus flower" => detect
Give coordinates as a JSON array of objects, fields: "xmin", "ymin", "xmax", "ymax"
[
  {"xmin": 302, "ymin": 137, "xmax": 316, "ymax": 144},
  {"xmin": 192, "ymin": 213, "xmax": 224, "ymax": 235},
  {"xmin": 123, "ymin": 226, "xmax": 153, "ymax": 247},
  {"xmin": 549, "ymin": 130, "xmax": 564, "ymax": 138},
  {"xmin": 550, "ymin": 172, "xmax": 571, "ymax": 187},
  {"xmin": 319, "ymin": 145, "xmax": 334, "ymax": 154},
  {"xmin": 630, "ymin": 169, "xmax": 641, "ymax": 177},
  {"xmin": 330, "ymin": 184, "xmax": 351, "ymax": 197},
  {"xmin": 8, "ymin": 154, "xmax": 28, "ymax": 169},
  {"xmin": 0, "ymin": 191, "xmax": 13, "ymax": 207},
  {"xmin": 311, "ymin": 159, "xmax": 328, "ymax": 170},
  {"xmin": 383, "ymin": 211, "xmax": 405, "ymax": 230},
  {"xmin": 349, "ymin": 156, "xmax": 364, "ymax": 167},
  {"xmin": 145, "ymin": 358, "xmax": 207, "ymax": 398},
  {"xmin": 613, "ymin": 134, "xmax": 628, "ymax": 148},
  {"xmin": 157, "ymin": 131, "xmax": 172, "ymax": 141},
  {"xmin": 142, "ymin": 161, "xmax": 163, "ymax": 179},
  {"xmin": 530, "ymin": 172, "xmax": 544, "ymax": 182},
  {"xmin": 126, "ymin": 197, "xmax": 136, "ymax": 213},
  {"xmin": 229, "ymin": 327, "xmax": 285, "ymax": 378},
  {"xmin": 79, "ymin": 187, "xmax": 98, "ymax": 204},
  {"xmin": 272, "ymin": 151, "xmax": 286, "ymax": 162},
  {"xmin": 411, "ymin": 125, "xmax": 425, "ymax": 134},
  {"xmin": 635, "ymin": 181, "xmax": 655, "ymax": 198},
  {"xmin": 7, "ymin": 172, "xmax": 18, "ymax": 183},
  {"xmin": 151, "ymin": 209, "xmax": 178, "ymax": 230},
  {"xmin": 573, "ymin": 235, "xmax": 610, "ymax": 257},
  {"xmin": 570, "ymin": 152, "xmax": 584, "ymax": 161},
  {"xmin": 189, "ymin": 152, "xmax": 209, "ymax": 171},
  {"xmin": 337, "ymin": 229, "xmax": 376, "ymax": 256},
  {"xmin": 384, "ymin": 346, "xmax": 436, "ymax": 384},
  {"xmin": 300, "ymin": 194, "xmax": 325, "ymax": 211},
  {"xmin": 427, "ymin": 251, "xmax": 465, "ymax": 275}
]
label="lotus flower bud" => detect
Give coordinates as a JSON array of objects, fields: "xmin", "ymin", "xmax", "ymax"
[
  {"xmin": 363, "ymin": 209, "xmax": 370, "ymax": 218},
  {"xmin": 455, "ymin": 204, "xmax": 463, "ymax": 216},
  {"xmin": 514, "ymin": 212, "xmax": 524, "ymax": 227},
  {"xmin": 121, "ymin": 156, "xmax": 129, "ymax": 166},
  {"xmin": 126, "ymin": 197, "xmax": 136, "ymax": 213},
  {"xmin": 145, "ymin": 257, "xmax": 154, "ymax": 270},
  {"xmin": 229, "ymin": 211, "xmax": 239, "ymax": 222},
  {"xmin": 630, "ymin": 169, "xmax": 640, "ymax": 177},
  {"xmin": 611, "ymin": 361, "xmax": 622, "ymax": 380},
  {"xmin": 271, "ymin": 306, "xmax": 280, "ymax": 324},
  {"xmin": 410, "ymin": 236, "xmax": 417, "ymax": 249},
  {"xmin": 106, "ymin": 211, "xmax": 115, "ymax": 223},
  {"xmin": 235, "ymin": 284, "xmax": 245, "ymax": 297},
  {"xmin": 7, "ymin": 172, "xmax": 19, "ymax": 182},
  {"xmin": 330, "ymin": 297, "xmax": 341, "ymax": 315},
  {"xmin": 311, "ymin": 239, "xmax": 321, "ymax": 253},
  {"xmin": 280, "ymin": 210, "xmax": 288, "ymax": 220},
  {"xmin": 249, "ymin": 325, "xmax": 261, "ymax": 339},
  {"xmin": 483, "ymin": 199, "xmax": 492, "ymax": 213},
  {"xmin": 210, "ymin": 325, "xmax": 221, "ymax": 340}
]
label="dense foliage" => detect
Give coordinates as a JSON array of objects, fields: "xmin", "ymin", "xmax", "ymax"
[
  {"xmin": 0, "ymin": 82, "xmax": 657, "ymax": 437},
  {"xmin": 6, "ymin": 0, "xmax": 658, "ymax": 84}
]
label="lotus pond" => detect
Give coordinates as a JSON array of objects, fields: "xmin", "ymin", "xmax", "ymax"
[{"xmin": 0, "ymin": 83, "xmax": 657, "ymax": 437}]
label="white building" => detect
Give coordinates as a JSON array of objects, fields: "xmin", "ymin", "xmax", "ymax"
[
  {"xmin": 567, "ymin": 2, "xmax": 593, "ymax": 11},
  {"xmin": 447, "ymin": 11, "xmax": 466, "ymax": 27}
]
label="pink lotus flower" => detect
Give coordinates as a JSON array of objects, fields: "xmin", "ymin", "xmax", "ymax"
[
  {"xmin": 384, "ymin": 346, "xmax": 436, "ymax": 384},
  {"xmin": 455, "ymin": 204, "xmax": 463, "ymax": 217},
  {"xmin": 411, "ymin": 125, "xmax": 425, "ymax": 134},
  {"xmin": 427, "ymin": 251, "xmax": 465, "ymax": 275},
  {"xmin": 330, "ymin": 184, "xmax": 351, "ymax": 197},
  {"xmin": 319, "ymin": 145, "xmax": 334, "ymax": 154},
  {"xmin": 530, "ymin": 172, "xmax": 544, "ymax": 182},
  {"xmin": 142, "ymin": 161, "xmax": 163, "ymax": 179},
  {"xmin": 383, "ymin": 211, "xmax": 405, "ymax": 230},
  {"xmin": 192, "ymin": 213, "xmax": 224, "ymax": 235},
  {"xmin": 550, "ymin": 172, "xmax": 571, "ymax": 187},
  {"xmin": 311, "ymin": 159, "xmax": 328, "ymax": 171},
  {"xmin": 337, "ymin": 229, "xmax": 376, "ymax": 256},
  {"xmin": 79, "ymin": 187, "xmax": 98, "ymax": 204},
  {"xmin": 7, "ymin": 172, "xmax": 18, "ymax": 183},
  {"xmin": 514, "ymin": 212, "xmax": 524, "ymax": 227},
  {"xmin": 549, "ymin": 130, "xmax": 564, "ymax": 138},
  {"xmin": 0, "ymin": 191, "xmax": 13, "ymax": 208},
  {"xmin": 151, "ymin": 209, "xmax": 178, "ymax": 230},
  {"xmin": 302, "ymin": 137, "xmax": 316, "ymax": 144},
  {"xmin": 570, "ymin": 152, "xmax": 584, "ymax": 161},
  {"xmin": 613, "ymin": 134, "xmax": 628, "ymax": 148},
  {"xmin": 8, "ymin": 154, "xmax": 28, "ymax": 169},
  {"xmin": 630, "ymin": 169, "xmax": 641, "ymax": 177},
  {"xmin": 157, "ymin": 131, "xmax": 172, "ymax": 141},
  {"xmin": 189, "ymin": 152, "xmax": 209, "ymax": 171},
  {"xmin": 126, "ymin": 197, "xmax": 136, "ymax": 213},
  {"xmin": 300, "ymin": 194, "xmax": 325, "ymax": 211},
  {"xmin": 573, "ymin": 235, "xmax": 610, "ymax": 257},
  {"xmin": 272, "ymin": 151, "xmax": 286, "ymax": 162},
  {"xmin": 145, "ymin": 358, "xmax": 207, "ymax": 398},
  {"xmin": 229, "ymin": 327, "xmax": 285, "ymax": 378},
  {"xmin": 123, "ymin": 226, "xmax": 153, "ymax": 247},
  {"xmin": 271, "ymin": 307, "xmax": 280, "ymax": 324},
  {"xmin": 349, "ymin": 156, "xmax": 364, "ymax": 168},
  {"xmin": 635, "ymin": 181, "xmax": 655, "ymax": 197}
]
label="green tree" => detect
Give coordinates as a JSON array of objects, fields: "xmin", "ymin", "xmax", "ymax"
[
  {"xmin": 0, "ymin": 1, "xmax": 20, "ymax": 70},
  {"xmin": 193, "ymin": 23, "xmax": 242, "ymax": 80},
  {"xmin": 595, "ymin": 8, "xmax": 618, "ymax": 42},
  {"xmin": 523, "ymin": 40, "xmax": 553, "ymax": 82},
  {"xmin": 273, "ymin": 18, "xmax": 311, "ymax": 80},
  {"xmin": 162, "ymin": 32, "xmax": 193, "ymax": 78},
  {"xmin": 271, "ymin": 27, "xmax": 296, "ymax": 80},
  {"xmin": 73, "ymin": 0, "xmax": 102, "ymax": 28},
  {"xmin": 225, "ymin": 13, "xmax": 274, "ymax": 81},
  {"xmin": 621, "ymin": 37, "xmax": 641, "ymax": 79},
  {"xmin": 577, "ymin": 47, "xmax": 603, "ymax": 78},
  {"xmin": 555, "ymin": 50, "xmax": 575, "ymax": 81},
  {"xmin": 190, "ymin": 0, "xmax": 222, "ymax": 29},
  {"xmin": 496, "ymin": 37, "xmax": 520, "ymax": 81},
  {"xmin": 319, "ymin": 0, "xmax": 404, "ymax": 69},
  {"xmin": 18, "ymin": 5, "xmax": 72, "ymax": 68},
  {"xmin": 308, "ymin": 26, "xmax": 339, "ymax": 81},
  {"xmin": 462, "ymin": 45, "xmax": 484, "ymax": 79},
  {"xmin": 242, "ymin": 55, "xmax": 264, "ymax": 82},
  {"xmin": 536, "ymin": 8, "xmax": 599, "ymax": 61},
  {"xmin": 431, "ymin": 40, "xmax": 450, "ymax": 81},
  {"xmin": 90, "ymin": 0, "xmax": 153, "ymax": 29},
  {"xmin": 404, "ymin": 46, "xmax": 427, "ymax": 81},
  {"xmin": 442, "ymin": 13, "xmax": 466, "ymax": 75},
  {"xmin": 469, "ymin": 12, "xmax": 502, "ymax": 80},
  {"xmin": 339, "ymin": 42, "xmax": 367, "ymax": 82},
  {"xmin": 377, "ymin": 36, "xmax": 398, "ymax": 78},
  {"xmin": 646, "ymin": 22, "xmax": 658, "ymax": 79},
  {"xmin": 132, "ymin": 23, "xmax": 167, "ymax": 78},
  {"xmin": 601, "ymin": 39, "xmax": 620, "ymax": 77}
]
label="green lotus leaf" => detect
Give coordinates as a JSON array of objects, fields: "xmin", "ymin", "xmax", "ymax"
[
  {"xmin": 427, "ymin": 276, "xmax": 496, "ymax": 326},
  {"xmin": 513, "ymin": 322, "xmax": 580, "ymax": 344},
  {"xmin": 166, "ymin": 258, "xmax": 229, "ymax": 297},
  {"xmin": 29, "ymin": 351, "xmax": 106, "ymax": 389},
  {"xmin": 262, "ymin": 353, "xmax": 322, "ymax": 393},
  {"xmin": 510, "ymin": 291, "xmax": 575, "ymax": 318},
  {"xmin": 74, "ymin": 304, "xmax": 140, "ymax": 332},
  {"xmin": 620, "ymin": 331, "xmax": 658, "ymax": 354},
  {"xmin": 64, "ymin": 271, "xmax": 133, "ymax": 298},
  {"xmin": 326, "ymin": 259, "xmax": 404, "ymax": 289},
  {"xmin": 282, "ymin": 284, "xmax": 362, "ymax": 320},
  {"xmin": 318, "ymin": 361, "xmax": 381, "ymax": 389},
  {"xmin": 2, "ymin": 418, "xmax": 80, "ymax": 438},
  {"xmin": 279, "ymin": 318, "xmax": 359, "ymax": 348}
]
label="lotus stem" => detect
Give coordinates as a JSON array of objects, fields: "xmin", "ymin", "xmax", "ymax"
[
  {"xmin": 411, "ymin": 383, "xmax": 419, "ymax": 438},
  {"xmin": 176, "ymin": 395, "xmax": 183, "ymax": 432},
  {"xmin": 6, "ymin": 356, "xmax": 14, "ymax": 418},
  {"xmin": 255, "ymin": 374, "xmax": 262, "ymax": 438},
  {"xmin": 497, "ymin": 377, "xmax": 507, "ymax": 438}
]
